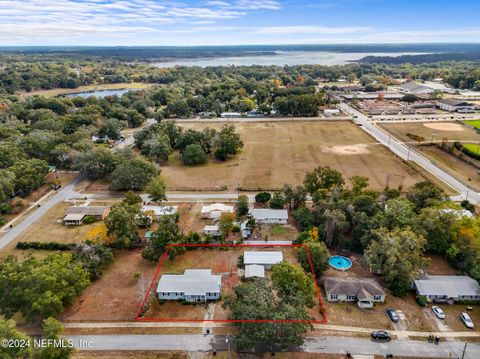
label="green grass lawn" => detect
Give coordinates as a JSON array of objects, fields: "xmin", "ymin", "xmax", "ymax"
[
  {"xmin": 463, "ymin": 143, "xmax": 480, "ymax": 154},
  {"xmin": 464, "ymin": 120, "xmax": 480, "ymax": 130},
  {"xmin": 271, "ymin": 225, "xmax": 287, "ymax": 235}
]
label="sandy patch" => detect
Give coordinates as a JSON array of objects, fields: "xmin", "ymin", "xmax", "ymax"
[
  {"xmin": 320, "ymin": 144, "xmax": 370, "ymax": 155},
  {"xmin": 423, "ymin": 122, "xmax": 465, "ymax": 132}
]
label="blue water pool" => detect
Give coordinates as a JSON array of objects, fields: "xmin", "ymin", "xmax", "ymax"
[{"xmin": 329, "ymin": 255, "xmax": 352, "ymax": 271}]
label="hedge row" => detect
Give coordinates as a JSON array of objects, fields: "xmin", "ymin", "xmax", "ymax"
[
  {"xmin": 16, "ymin": 242, "xmax": 76, "ymax": 250},
  {"xmin": 454, "ymin": 141, "xmax": 480, "ymax": 161}
]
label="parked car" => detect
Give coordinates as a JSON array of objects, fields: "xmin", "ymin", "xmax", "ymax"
[
  {"xmin": 432, "ymin": 306, "xmax": 445, "ymax": 319},
  {"xmin": 386, "ymin": 309, "xmax": 399, "ymax": 322},
  {"xmin": 460, "ymin": 313, "xmax": 474, "ymax": 329},
  {"xmin": 371, "ymin": 330, "xmax": 391, "ymax": 341}
]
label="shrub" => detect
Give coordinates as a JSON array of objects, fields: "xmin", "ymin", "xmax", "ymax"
[
  {"xmin": 255, "ymin": 192, "xmax": 271, "ymax": 204},
  {"xmin": 232, "ymin": 224, "xmax": 240, "ymax": 233},
  {"xmin": 82, "ymin": 215, "xmax": 97, "ymax": 224},
  {"xmin": 416, "ymin": 295, "xmax": 428, "ymax": 307},
  {"xmin": 0, "ymin": 203, "xmax": 12, "ymax": 214}
]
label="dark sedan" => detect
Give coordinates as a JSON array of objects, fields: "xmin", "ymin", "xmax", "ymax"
[{"xmin": 371, "ymin": 330, "xmax": 392, "ymax": 341}]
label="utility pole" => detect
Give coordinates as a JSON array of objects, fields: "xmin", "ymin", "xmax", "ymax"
[{"xmin": 461, "ymin": 342, "xmax": 468, "ymax": 359}]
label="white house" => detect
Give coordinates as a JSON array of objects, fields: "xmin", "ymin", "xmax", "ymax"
[
  {"xmin": 245, "ymin": 264, "xmax": 265, "ymax": 278},
  {"xmin": 323, "ymin": 277, "xmax": 386, "ymax": 309},
  {"xmin": 201, "ymin": 203, "xmax": 234, "ymax": 219},
  {"xmin": 413, "ymin": 275, "xmax": 480, "ymax": 303},
  {"xmin": 324, "ymin": 109, "xmax": 340, "ymax": 117},
  {"xmin": 244, "ymin": 251, "xmax": 283, "ymax": 270},
  {"xmin": 156, "ymin": 269, "xmax": 222, "ymax": 303},
  {"xmin": 204, "ymin": 225, "xmax": 221, "ymax": 236},
  {"xmin": 220, "ymin": 112, "xmax": 241, "ymax": 118},
  {"xmin": 142, "ymin": 205, "xmax": 178, "ymax": 219},
  {"xmin": 63, "ymin": 206, "xmax": 110, "ymax": 226},
  {"xmin": 252, "ymin": 209, "xmax": 288, "ymax": 224}
]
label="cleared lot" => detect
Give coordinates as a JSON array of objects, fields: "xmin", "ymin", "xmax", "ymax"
[{"xmin": 161, "ymin": 121, "xmax": 424, "ymax": 191}]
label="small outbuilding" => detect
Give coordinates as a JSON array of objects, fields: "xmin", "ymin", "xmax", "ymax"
[
  {"xmin": 142, "ymin": 205, "xmax": 178, "ymax": 219},
  {"xmin": 245, "ymin": 264, "xmax": 265, "ymax": 278},
  {"xmin": 204, "ymin": 225, "xmax": 221, "ymax": 236},
  {"xmin": 243, "ymin": 251, "xmax": 283, "ymax": 270}
]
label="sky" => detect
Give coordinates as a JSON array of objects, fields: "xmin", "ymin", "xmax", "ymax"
[{"xmin": 0, "ymin": 0, "xmax": 479, "ymax": 46}]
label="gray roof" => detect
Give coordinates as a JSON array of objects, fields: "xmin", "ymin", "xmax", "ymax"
[
  {"xmin": 66, "ymin": 206, "xmax": 109, "ymax": 216},
  {"xmin": 156, "ymin": 269, "xmax": 221, "ymax": 296},
  {"xmin": 252, "ymin": 209, "xmax": 288, "ymax": 220},
  {"xmin": 414, "ymin": 275, "xmax": 480, "ymax": 298},
  {"xmin": 399, "ymin": 82, "xmax": 433, "ymax": 93},
  {"xmin": 245, "ymin": 264, "xmax": 265, "ymax": 278},
  {"xmin": 323, "ymin": 277, "xmax": 385, "ymax": 298},
  {"xmin": 438, "ymin": 98, "xmax": 470, "ymax": 107},
  {"xmin": 244, "ymin": 251, "xmax": 283, "ymax": 265}
]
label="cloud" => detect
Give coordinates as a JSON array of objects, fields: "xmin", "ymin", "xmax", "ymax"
[{"xmin": 252, "ymin": 25, "xmax": 372, "ymax": 34}]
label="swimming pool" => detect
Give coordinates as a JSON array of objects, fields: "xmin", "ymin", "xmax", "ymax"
[{"xmin": 329, "ymin": 255, "xmax": 352, "ymax": 271}]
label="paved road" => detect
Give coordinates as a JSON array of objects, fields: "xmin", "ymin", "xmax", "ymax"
[
  {"xmin": 66, "ymin": 334, "xmax": 477, "ymax": 357},
  {"xmin": 339, "ymin": 102, "xmax": 480, "ymax": 204},
  {"xmin": 0, "ymin": 174, "xmax": 85, "ymax": 250},
  {"xmin": 114, "ymin": 118, "xmax": 157, "ymax": 150}
]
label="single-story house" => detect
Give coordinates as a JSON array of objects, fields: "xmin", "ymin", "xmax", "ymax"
[
  {"xmin": 63, "ymin": 206, "xmax": 110, "ymax": 226},
  {"xmin": 246, "ymin": 110, "xmax": 265, "ymax": 118},
  {"xmin": 245, "ymin": 264, "xmax": 265, "ymax": 278},
  {"xmin": 244, "ymin": 251, "xmax": 283, "ymax": 270},
  {"xmin": 204, "ymin": 225, "xmax": 221, "ymax": 236},
  {"xmin": 220, "ymin": 112, "xmax": 241, "ymax": 118},
  {"xmin": 323, "ymin": 277, "xmax": 386, "ymax": 309},
  {"xmin": 252, "ymin": 209, "xmax": 288, "ymax": 224},
  {"xmin": 201, "ymin": 203, "xmax": 234, "ymax": 219},
  {"xmin": 437, "ymin": 99, "xmax": 475, "ymax": 113},
  {"xmin": 324, "ymin": 109, "xmax": 340, "ymax": 116},
  {"xmin": 156, "ymin": 269, "xmax": 222, "ymax": 302},
  {"xmin": 198, "ymin": 111, "xmax": 216, "ymax": 118},
  {"xmin": 413, "ymin": 275, "xmax": 480, "ymax": 303},
  {"xmin": 142, "ymin": 205, "xmax": 178, "ymax": 219}
]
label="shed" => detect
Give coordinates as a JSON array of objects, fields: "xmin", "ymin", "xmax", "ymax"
[
  {"xmin": 245, "ymin": 264, "xmax": 265, "ymax": 278},
  {"xmin": 243, "ymin": 251, "xmax": 283, "ymax": 269}
]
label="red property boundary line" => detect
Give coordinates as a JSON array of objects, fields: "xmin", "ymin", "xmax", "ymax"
[{"xmin": 135, "ymin": 243, "xmax": 327, "ymax": 324}]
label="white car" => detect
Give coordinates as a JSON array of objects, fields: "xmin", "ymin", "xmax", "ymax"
[
  {"xmin": 432, "ymin": 306, "xmax": 445, "ymax": 319},
  {"xmin": 460, "ymin": 312, "xmax": 474, "ymax": 329}
]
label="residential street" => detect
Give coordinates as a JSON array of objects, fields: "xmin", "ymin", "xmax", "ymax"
[
  {"xmin": 338, "ymin": 102, "xmax": 480, "ymax": 204},
  {"xmin": 65, "ymin": 334, "xmax": 477, "ymax": 358},
  {"xmin": 0, "ymin": 174, "xmax": 85, "ymax": 250}
]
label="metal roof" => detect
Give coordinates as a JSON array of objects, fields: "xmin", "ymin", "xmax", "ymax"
[
  {"xmin": 245, "ymin": 264, "xmax": 265, "ymax": 278},
  {"xmin": 66, "ymin": 206, "xmax": 109, "ymax": 216},
  {"xmin": 252, "ymin": 209, "xmax": 288, "ymax": 220},
  {"xmin": 63, "ymin": 213, "xmax": 85, "ymax": 221},
  {"xmin": 156, "ymin": 269, "xmax": 221, "ymax": 296},
  {"xmin": 142, "ymin": 205, "xmax": 178, "ymax": 216},
  {"xmin": 414, "ymin": 275, "xmax": 480, "ymax": 298},
  {"xmin": 244, "ymin": 251, "xmax": 283, "ymax": 265}
]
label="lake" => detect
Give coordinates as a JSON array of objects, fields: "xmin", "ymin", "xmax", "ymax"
[
  {"xmin": 154, "ymin": 51, "xmax": 427, "ymax": 68},
  {"xmin": 63, "ymin": 88, "xmax": 136, "ymax": 98}
]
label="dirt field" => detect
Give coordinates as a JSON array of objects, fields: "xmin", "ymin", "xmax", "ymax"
[
  {"xmin": 379, "ymin": 121, "xmax": 480, "ymax": 143},
  {"xmin": 61, "ymin": 249, "xmax": 158, "ymax": 322},
  {"xmin": 160, "ymin": 121, "xmax": 424, "ymax": 191}
]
